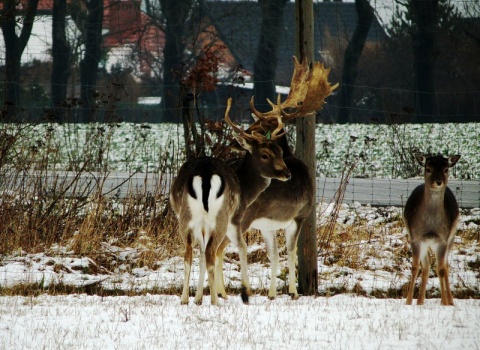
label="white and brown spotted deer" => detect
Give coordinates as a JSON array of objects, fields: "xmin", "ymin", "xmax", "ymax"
[
  {"xmin": 170, "ymin": 99, "xmax": 290, "ymax": 305},
  {"xmin": 404, "ymin": 153, "xmax": 461, "ymax": 306},
  {"xmin": 170, "ymin": 156, "xmax": 240, "ymax": 306},
  {"xmin": 216, "ymin": 58, "xmax": 338, "ymax": 300}
]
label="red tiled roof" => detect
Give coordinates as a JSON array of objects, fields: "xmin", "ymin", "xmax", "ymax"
[
  {"xmin": 37, "ymin": 0, "xmax": 55, "ymax": 11},
  {"xmin": 0, "ymin": 0, "xmax": 87, "ymax": 11},
  {"xmin": 103, "ymin": 1, "xmax": 164, "ymax": 50},
  {"xmin": 1, "ymin": 0, "xmax": 238, "ymax": 74}
]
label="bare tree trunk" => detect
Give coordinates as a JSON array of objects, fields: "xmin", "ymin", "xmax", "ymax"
[
  {"xmin": 337, "ymin": 0, "xmax": 374, "ymax": 123},
  {"xmin": 295, "ymin": 0, "xmax": 318, "ymax": 297},
  {"xmin": 79, "ymin": 0, "xmax": 104, "ymax": 123},
  {"xmin": 0, "ymin": 0, "xmax": 40, "ymax": 119},
  {"xmin": 411, "ymin": 0, "xmax": 439, "ymax": 122},
  {"xmin": 160, "ymin": 0, "xmax": 192, "ymax": 123},
  {"xmin": 51, "ymin": 0, "xmax": 71, "ymax": 122},
  {"xmin": 180, "ymin": 86, "xmax": 204, "ymax": 160},
  {"xmin": 253, "ymin": 0, "xmax": 287, "ymax": 112}
]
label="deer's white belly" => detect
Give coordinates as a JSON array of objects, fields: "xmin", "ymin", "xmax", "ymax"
[{"xmin": 250, "ymin": 218, "xmax": 294, "ymax": 231}]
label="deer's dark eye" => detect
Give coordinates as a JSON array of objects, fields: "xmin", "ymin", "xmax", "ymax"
[
  {"xmin": 426, "ymin": 168, "xmax": 432, "ymax": 173},
  {"xmin": 261, "ymin": 154, "xmax": 269, "ymax": 160},
  {"xmin": 445, "ymin": 168, "xmax": 449, "ymax": 173}
]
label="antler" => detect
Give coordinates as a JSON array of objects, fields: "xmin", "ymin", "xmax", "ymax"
[
  {"xmin": 250, "ymin": 56, "xmax": 339, "ymax": 123},
  {"xmin": 224, "ymin": 98, "xmax": 285, "ymax": 141}
]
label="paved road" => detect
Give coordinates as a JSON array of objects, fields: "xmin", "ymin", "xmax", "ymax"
[
  {"xmin": 317, "ymin": 177, "xmax": 479, "ymax": 208},
  {"xmin": 6, "ymin": 171, "xmax": 480, "ymax": 208}
]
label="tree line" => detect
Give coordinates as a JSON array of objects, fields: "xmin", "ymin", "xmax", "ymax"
[{"xmin": 1, "ymin": 0, "xmax": 479, "ymax": 124}]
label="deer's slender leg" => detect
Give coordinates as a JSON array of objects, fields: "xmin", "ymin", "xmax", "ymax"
[
  {"xmin": 417, "ymin": 249, "xmax": 430, "ymax": 306},
  {"xmin": 406, "ymin": 242, "xmax": 421, "ymax": 305},
  {"xmin": 262, "ymin": 229, "xmax": 279, "ymax": 300},
  {"xmin": 206, "ymin": 234, "xmax": 219, "ymax": 306},
  {"xmin": 285, "ymin": 221, "xmax": 301, "ymax": 300},
  {"xmin": 440, "ymin": 265, "xmax": 454, "ymax": 306},
  {"xmin": 437, "ymin": 245, "xmax": 454, "ymax": 306},
  {"xmin": 181, "ymin": 231, "xmax": 193, "ymax": 305},
  {"xmin": 215, "ymin": 237, "xmax": 230, "ymax": 300},
  {"xmin": 237, "ymin": 237, "xmax": 251, "ymax": 303},
  {"xmin": 227, "ymin": 225, "xmax": 251, "ymax": 303},
  {"xmin": 194, "ymin": 227, "xmax": 207, "ymax": 305}
]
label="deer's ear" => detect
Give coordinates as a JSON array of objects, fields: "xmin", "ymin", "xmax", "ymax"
[
  {"xmin": 448, "ymin": 155, "xmax": 461, "ymax": 167},
  {"xmin": 414, "ymin": 153, "xmax": 426, "ymax": 166},
  {"xmin": 233, "ymin": 133, "xmax": 253, "ymax": 152}
]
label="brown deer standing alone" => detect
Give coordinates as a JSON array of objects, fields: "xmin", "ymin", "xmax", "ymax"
[
  {"xmin": 404, "ymin": 153, "xmax": 461, "ymax": 306},
  {"xmin": 170, "ymin": 99, "xmax": 290, "ymax": 305}
]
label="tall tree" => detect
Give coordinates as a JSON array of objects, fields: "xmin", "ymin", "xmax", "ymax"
[
  {"xmin": 410, "ymin": 0, "xmax": 439, "ymax": 121},
  {"xmin": 253, "ymin": 0, "xmax": 288, "ymax": 112},
  {"xmin": 389, "ymin": 0, "xmax": 460, "ymax": 122},
  {"xmin": 79, "ymin": 0, "xmax": 104, "ymax": 123},
  {"xmin": 0, "ymin": 0, "xmax": 40, "ymax": 119},
  {"xmin": 337, "ymin": 0, "xmax": 374, "ymax": 123},
  {"xmin": 51, "ymin": 0, "xmax": 71, "ymax": 122},
  {"xmin": 159, "ymin": 0, "xmax": 193, "ymax": 123},
  {"xmin": 463, "ymin": 0, "xmax": 480, "ymax": 49}
]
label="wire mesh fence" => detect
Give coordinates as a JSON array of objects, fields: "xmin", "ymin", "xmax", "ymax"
[
  {"xmin": 1, "ymin": 0, "xmax": 479, "ymax": 298},
  {"xmin": 1, "ymin": 0, "xmax": 479, "ymax": 123}
]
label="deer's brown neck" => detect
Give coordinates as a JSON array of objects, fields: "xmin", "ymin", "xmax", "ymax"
[
  {"xmin": 424, "ymin": 185, "xmax": 446, "ymax": 205},
  {"xmin": 277, "ymin": 133, "xmax": 294, "ymax": 159},
  {"xmin": 234, "ymin": 152, "xmax": 271, "ymax": 208}
]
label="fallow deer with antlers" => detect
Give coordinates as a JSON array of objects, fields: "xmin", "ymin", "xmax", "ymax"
[
  {"xmin": 170, "ymin": 99, "xmax": 291, "ymax": 305},
  {"xmin": 216, "ymin": 57, "xmax": 338, "ymax": 300},
  {"xmin": 404, "ymin": 153, "xmax": 461, "ymax": 306}
]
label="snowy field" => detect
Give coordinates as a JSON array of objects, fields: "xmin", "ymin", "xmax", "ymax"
[
  {"xmin": 0, "ymin": 204, "xmax": 479, "ymax": 349},
  {"xmin": 6, "ymin": 122, "xmax": 479, "ymax": 178},
  {"xmin": 0, "ymin": 293, "xmax": 479, "ymax": 349}
]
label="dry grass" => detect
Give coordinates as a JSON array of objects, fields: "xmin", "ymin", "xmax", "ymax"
[{"xmin": 0, "ymin": 123, "xmax": 182, "ymax": 259}]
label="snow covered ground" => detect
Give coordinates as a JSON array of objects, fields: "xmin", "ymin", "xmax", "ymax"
[
  {"xmin": 1, "ymin": 203, "xmax": 479, "ymax": 295},
  {"xmin": 0, "ymin": 203, "xmax": 479, "ymax": 349},
  {"xmin": 0, "ymin": 294, "xmax": 479, "ymax": 349}
]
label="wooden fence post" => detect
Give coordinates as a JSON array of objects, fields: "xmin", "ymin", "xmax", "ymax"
[{"xmin": 295, "ymin": 0, "xmax": 318, "ymax": 296}]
